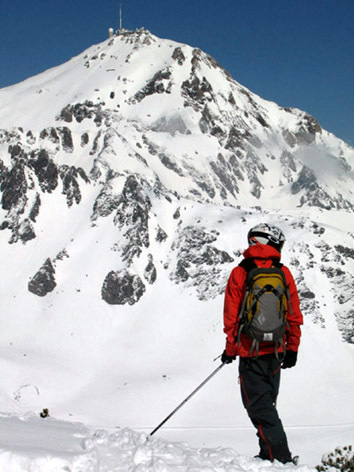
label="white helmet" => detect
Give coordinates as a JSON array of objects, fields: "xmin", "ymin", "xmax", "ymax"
[{"xmin": 247, "ymin": 223, "xmax": 286, "ymax": 252}]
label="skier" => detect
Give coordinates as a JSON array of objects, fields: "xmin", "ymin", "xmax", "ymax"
[{"xmin": 221, "ymin": 223, "xmax": 303, "ymax": 464}]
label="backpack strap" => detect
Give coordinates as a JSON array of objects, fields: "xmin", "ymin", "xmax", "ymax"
[
  {"xmin": 239, "ymin": 258, "xmax": 257, "ymax": 272},
  {"xmin": 236, "ymin": 259, "xmax": 255, "ymax": 346}
]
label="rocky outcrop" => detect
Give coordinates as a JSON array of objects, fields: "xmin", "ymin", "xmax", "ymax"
[
  {"xmin": 101, "ymin": 270, "xmax": 146, "ymax": 305},
  {"xmin": 294, "ymin": 114, "xmax": 322, "ymax": 144},
  {"xmin": 29, "ymin": 149, "xmax": 58, "ymax": 193},
  {"xmin": 316, "ymin": 242, "xmax": 354, "ymax": 343},
  {"xmin": 28, "ymin": 258, "xmax": 56, "ymax": 296},
  {"xmin": 131, "ymin": 69, "xmax": 172, "ymax": 104},
  {"xmin": 1, "ymin": 159, "xmax": 28, "ymax": 212},
  {"xmin": 182, "ymin": 75, "xmax": 214, "ymax": 111},
  {"xmin": 0, "ymin": 139, "xmax": 90, "ymax": 243},
  {"xmin": 60, "ymin": 165, "xmax": 89, "ymax": 207},
  {"xmin": 57, "ymin": 101, "xmax": 106, "ymax": 127},
  {"xmin": 170, "ymin": 225, "xmax": 234, "ymax": 300},
  {"xmin": 144, "ymin": 254, "xmax": 157, "ymax": 285},
  {"xmin": 292, "ymin": 166, "xmax": 353, "ymax": 210},
  {"xmin": 172, "ymin": 47, "xmax": 186, "ymax": 65},
  {"xmin": 91, "ymin": 182, "xmax": 121, "ymax": 220},
  {"xmin": 113, "ymin": 175, "xmax": 152, "ymax": 264}
]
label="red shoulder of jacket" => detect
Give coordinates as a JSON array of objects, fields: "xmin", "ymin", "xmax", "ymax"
[{"xmin": 243, "ymin": 244, "xmax": 281, "ymax": 260}]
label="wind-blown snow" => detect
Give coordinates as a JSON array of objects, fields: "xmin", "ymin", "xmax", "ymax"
[
  {"xmin": 1, "ymin": 408, "xmax": 354, "ymax": 471},
  {"xmin": 0, "ymin": 413, "xmax": 323, "ymax": 471}
]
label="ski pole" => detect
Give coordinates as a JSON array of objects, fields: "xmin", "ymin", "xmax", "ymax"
[{"xmin": 150, "ymin": 362, "xmax": 225, "ymax": 436}]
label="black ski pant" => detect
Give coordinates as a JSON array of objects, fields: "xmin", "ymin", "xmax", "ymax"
[{"xmin": 239, "ymin": 354, "xmax": 292, "ymax": 463}]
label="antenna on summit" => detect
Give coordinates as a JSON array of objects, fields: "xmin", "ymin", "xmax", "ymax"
[
  {"xmin": 119, "ymin": 3, "xmax": 123, "ymax": 30},
  {"xmin": 108, "ymin": 3, "xmax": 123, "ymax": 37}
]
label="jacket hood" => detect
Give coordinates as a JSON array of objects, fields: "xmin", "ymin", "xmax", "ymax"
[{"xmin": 243, "ymin": 243, "xmax": 281, "ymax": 260}]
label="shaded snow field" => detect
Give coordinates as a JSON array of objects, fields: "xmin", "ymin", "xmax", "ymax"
[{"xmin": 2, "ymin": 413, "xmax": 353, "ymax": 472}]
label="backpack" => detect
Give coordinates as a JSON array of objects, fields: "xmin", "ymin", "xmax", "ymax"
[{"xmin": 237, "ymin": 259, "xmax": 292, "ymax": 358}]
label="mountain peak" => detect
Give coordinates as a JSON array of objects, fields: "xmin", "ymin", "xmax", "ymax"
[
  {"xmin": 0, "ymin": 30, "xmax": 353, "ymax": 214},
  {"xmin": 111, "ymin": 26, "xmax": 157, "ymax": 43}
]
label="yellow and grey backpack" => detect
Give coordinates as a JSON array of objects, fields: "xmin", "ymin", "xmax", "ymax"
[{"xmin": 237, "ymin": 259, "xmax": 292, "ymax": 358}]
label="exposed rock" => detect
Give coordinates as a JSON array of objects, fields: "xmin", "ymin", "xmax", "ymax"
[
  {"xmin": 182, "ymin": 75, "xmax": 213, "ymax": 110},
  {"xmin": 57, "ymin": 127, "xmax": 74, "ymax": 153},
  {"xmin": 101, "ymin": 270, "xmax": 145, "ymax": 305},
  {"xmin": 256, "ymin": 114, "xmax": 269, "ymax": 128},
  {"xmin": 291, "ymin": 165, "xmax": 352, "ymax": 210},
  {"xmin": 144, "ymin": 254, "xmax": 157, "ymax": 284},
  {"xmin": 199, "ymin": 105, "xmax": 225, "ymax": 138},
  {"xmin": 210, "ymin": 153, "xmax": 238, "ymax": 197},
  {"xmin": 91, "ymin": 182, "xmax": 121, "ymax": 220},
  {"xmin": 40, "ymin": 127, "xmax": 60, "ymax": 144},
  {"xmin": 18, "ymin": 218, "xmax": 36, "ymax": 242},
  {"xmin": 57, "ymin": 101, "xmax": 105, "ymax": 125},
  {"xmin": 335, "ymin": 245, "xmax": 354, "ymax": 260},
  {"xmin": 280, "ymin": 150, "xmax": 297, "ymax": 176},
  {"xmin": 294, "ymin": 114, "xmax": 322, "ymax": 144},
  {"xmin": 314, "ymin": 241, "xmax": 354, "ymax": 342},
  {"xmin": 176, "ymin": 259, "xmax": 189, "ymax": 282},
  {"xmin": 173, "ymin": 208, "xmax": 181, "ymax": 219},
  {"xmin": 110, "ymin": 175, "xmax": 152, "ymax": 265},
  {"xmin": 295, "ymin": 274, "xmax": 324, "ymax": 327},
  {"xmin": 282, "ymin": 129, "xmax": 297, "ymax": 148},
  {"xmin": 89, "ymin": 130, "xmax": 103, "ymax": 158},
  {"xmin": 81, "ymin": 133, "xmax": 89, "ymax": 147},
  {"xmin": 29, "ymin": 193, "xmax": 41, "ymax": 222},
  {"xmin": 172, "ymin": 47, "xmax": 186, "ymax": 65},
  {"xmin": 1, "ymin": 158, "xmax": 27, "ymax": 211},
  {"xmin": 58, "ymin": 106, "xmax": 73, "ymax": 123},
  {"xmin": 170, "ymin": 225, "xmax": 234, "ymax": 300},
  {"xmin": 59, "ymin": 165, "xmax": 89, "ymax": 207},
  {"xmin": 299, "ymin": 290, "xmax": 316, "ymax": 299},
  {"xmin": 158, "ymin": 152, "xmax": 184, "ymax": 176},
  {"xmin": 29, "ymin": 149, "xmax": 58, "ymax": 193},
  {"xmin": 156, "ymin": 226, "xmax": 168, "ymax": 242},
  {"xmin": 54, "ymin": 249, "xmax": 69, "ymax": 262},
  {"xmin": 292, "ymin": 166, "xmax": 316, "ymax": 195},
  {"xmin": 228, "ymin": 154, "xmax": 245, "ymax": 182},
  {"xmin": 224, "ymin": 127, "xmax": 249, "ymax": 150},
  {"xmin": 28, "ymin": 258, "xmax": 56, "ymax": 297},
  {"xmin": 336, "ymin": 310, "xmax": 354, "ymax": 344},
  {"xmin": 132, "ymin": 69, "xmax": 172, "ymax": 103}
]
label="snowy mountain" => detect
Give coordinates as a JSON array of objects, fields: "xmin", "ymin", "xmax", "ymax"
[{"xmin": 0, "ymin": 28, "xmax": 353, "ymax": 469}]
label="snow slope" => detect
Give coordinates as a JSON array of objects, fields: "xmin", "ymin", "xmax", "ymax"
[
  {"xmin": 1, "ymin": 203, "xmax": 353, "ymax": 470},
  {"xmin": 0, "ymin": 413, "xmax": 324, "ymax": 472}
]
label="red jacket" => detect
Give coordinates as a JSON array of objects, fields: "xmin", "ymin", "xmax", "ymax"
[{"xmin": 224, "ymin": 244, "xmax": 303, "ymax": 357}]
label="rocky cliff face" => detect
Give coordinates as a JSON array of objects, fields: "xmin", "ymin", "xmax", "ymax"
[{"xmin": 0, "ymin": 29, "xmax": 353, "ymax": 343}]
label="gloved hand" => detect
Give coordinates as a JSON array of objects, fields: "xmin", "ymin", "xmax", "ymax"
[
  {"xmin": 221, "ymin": 350, "xmax": 237, "ymax": 364},
  {"xmin": 281, "ymin": 350, "xmax": 298, "ymax": 369}
]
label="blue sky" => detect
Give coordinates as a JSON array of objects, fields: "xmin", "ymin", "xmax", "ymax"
[{"xmin": 0, "ymin": 0, "xmax": 353, "ymax": 145}]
